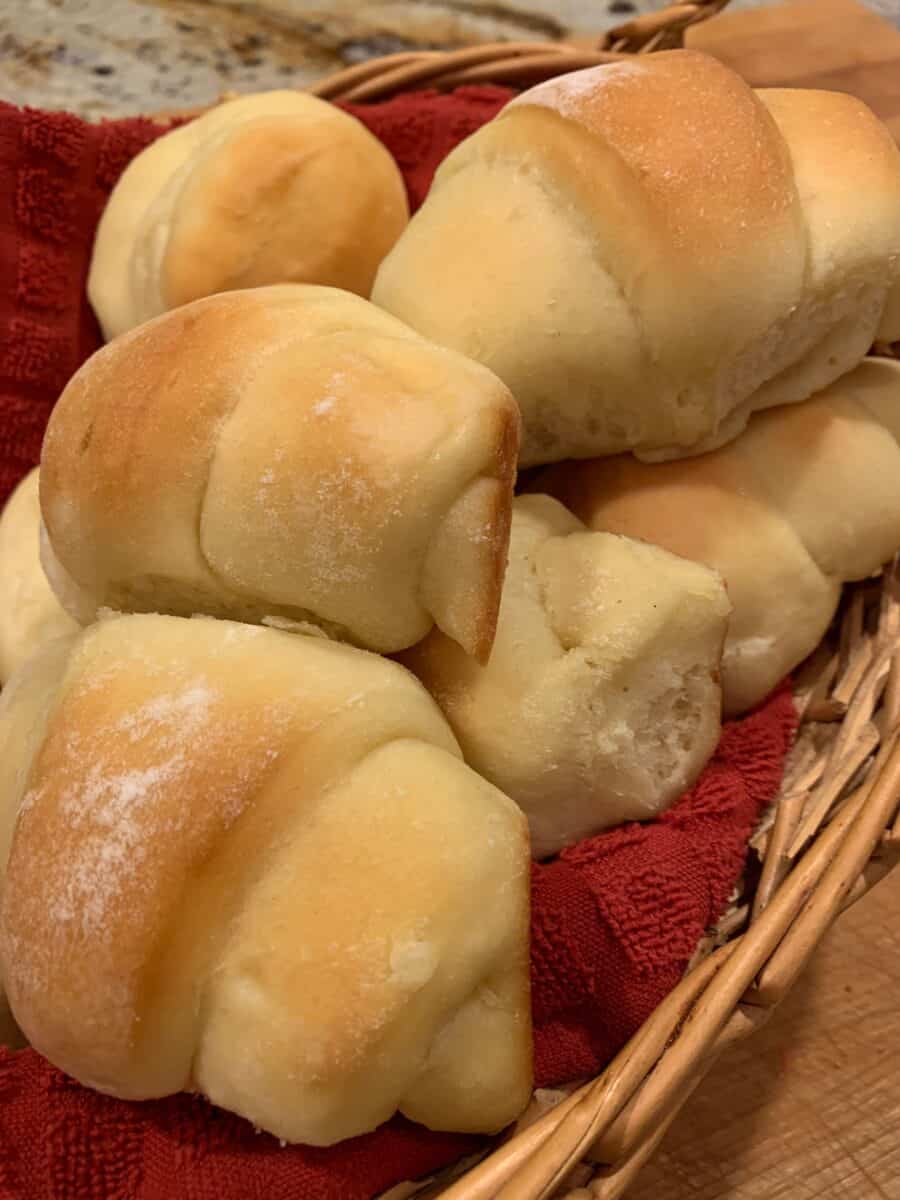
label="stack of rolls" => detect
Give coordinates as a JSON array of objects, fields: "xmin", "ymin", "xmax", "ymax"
[
  {"xmin": 373, "ymin": 46, "xmax": 900, "ymax": 708},
  {"xmin": 0, "ymin": 284, "xmax": 536, "ymax": 1144},
  {"xmin": 1, "ymin": 49, "xmax": 899, "ymax": 1149}
]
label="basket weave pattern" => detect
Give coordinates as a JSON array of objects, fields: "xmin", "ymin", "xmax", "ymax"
[{"xmin": 313, "ymin": 3, "xmax": 900, "ymax": 1197}]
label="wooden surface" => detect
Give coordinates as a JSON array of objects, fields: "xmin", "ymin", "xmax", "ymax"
[
  {"xmin": 689, "ymin": 0, "xmax": 900, "ymax": 141},
  {"xmin": 630, "ymin": 872, "xmax": 900, "ymax": 1199}
]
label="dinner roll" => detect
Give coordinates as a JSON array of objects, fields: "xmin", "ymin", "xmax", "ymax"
[
  {"xmin": 400, "ymin": 495, "xmax": 730, "ymax": 858},
  {"xmin": 0, "ymin": 469, "xmax": 79, "ymax": 683},
  {"xmin": 0, "ymin": 613, "xmax": 531, "ymax": 1145},
  {"xmin": 372, "ymin": 52, "xmax": 900, "ymax": 465},
  {"xmin": 538, "ymin": 359, "xmax": 900, "ymax": 714},
  {"xmin": 88, "ymin": 91, "xmax": 408, "ymax": 340},
  {"xmin": 40, "ymin": 286, "xmax": 520, "ymax": 661},
  {"xmin": 0, "ymin": 636, "xmax": 76, "ymax": 1048}
]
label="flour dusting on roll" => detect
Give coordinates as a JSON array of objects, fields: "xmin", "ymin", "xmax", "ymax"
[{"xmin": 0, "ymin": 614, "xmax": 531, "ymax": 1145}]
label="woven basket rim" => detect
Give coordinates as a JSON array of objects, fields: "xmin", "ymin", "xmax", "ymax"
[{"xmin": 308, "ymin": 1, "xmax": 733, "ymax": 104}]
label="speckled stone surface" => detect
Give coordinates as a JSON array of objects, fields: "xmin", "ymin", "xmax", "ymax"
[{"xmin": 1, "ymin": 0, "xmax": 899, "ymax": 118}]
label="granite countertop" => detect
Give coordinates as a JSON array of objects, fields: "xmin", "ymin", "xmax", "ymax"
[{"xmin": 1, "ymin": 0, "xmax": 896, "ymax": 120}]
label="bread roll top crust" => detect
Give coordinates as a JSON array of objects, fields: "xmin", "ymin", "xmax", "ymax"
[
  {"xmin": 40, "ymin": 286, "xmax": 520, "ymax": 660},
  {"xmin": 88, "ymin": 90, "xmax": 409, "ymax": 340}
]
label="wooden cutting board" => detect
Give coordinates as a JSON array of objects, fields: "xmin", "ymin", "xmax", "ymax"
[
  {"xmin": 631, "ymin": 873, "xmax": 900, "ymax": 1199},
  {"xmin": 689, "ymin": 0, "xmax": 900, "ymax": 141}
]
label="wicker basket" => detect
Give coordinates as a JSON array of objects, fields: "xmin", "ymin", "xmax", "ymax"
[
  {"xmin": 157, "ymin": 2, "xmax": 900, "ymax": 1194},
  {"xmin": 295, "ymin": 4, "xmax": 900, "ymax": 1198}
]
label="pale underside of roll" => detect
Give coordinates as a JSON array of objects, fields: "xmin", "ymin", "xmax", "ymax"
[
  {"xmin": 0, "ymin": 468, "xmax": 79, "ymax": 685},
  {"xmin": 400, "ymin": 495, "xmax": 730, "ymax": 859},
  {"xmin": 537, "ymin": 358, "xmax": 900, "ymax": 715},
  {"xmin": 88, "ymin": 91, "xmax": 409, "ymax": 341},
  {"xmin": 0, "ymin": 613, "xmax": 532, "ymax": 1145},
  {"xmin": 372, "ymin": 51, "xmax": 900, "ymax": 466},
  {"xmin": 39, "ymin": 285, "xmax": 520, "ymax": 662}
]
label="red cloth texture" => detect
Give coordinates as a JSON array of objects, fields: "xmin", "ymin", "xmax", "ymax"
[{"xmin": 0, "ymin": 90, "xmax": 798, "ymax": 1199}]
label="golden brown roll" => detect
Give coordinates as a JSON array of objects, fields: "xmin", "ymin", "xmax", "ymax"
[
  {"xmin": 0, "ymin": 636, "xmax": 74, "ymax": 1048},
  {"xmin": 88, "ymin": 91, "xmax": 409, "ymax": 340},
  {"xmin": 373, "ymin": 52, "xmax": 900, "ymax": 465},
  {"xmin": 0, "ymin": 613, "xmax": 531, "ymax": 1145},
  {"xmin": 40, "ymin": 285, "xmax": 520, "ymax": 661},
  {"xmin": 538, "ymin": 359, "xmax": 900, "ymax": 714},
  {"xmin": 0, "ymin": 468, "xmax": 79, "ymax": 683},
  {"xmin": 401, "ymin": 495, "xmax": 729, "ymax": 857}
]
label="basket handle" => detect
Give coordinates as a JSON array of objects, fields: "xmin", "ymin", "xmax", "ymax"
[
  {"xmin": 602, "ymin": 0, "xmax": 733, "ymax": 54},
  {"xmin": 309, "ymin": 0, "xmax": 732, "ymax": 104}
]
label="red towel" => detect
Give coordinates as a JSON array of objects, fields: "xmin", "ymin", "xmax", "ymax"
[{"xmin": 0, "ymin": 90, "xmax": 798, "ymax": 1200}]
